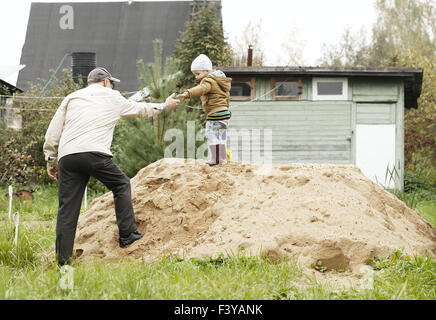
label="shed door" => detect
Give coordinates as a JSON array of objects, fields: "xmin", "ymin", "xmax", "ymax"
[
  {"xmin": 355, "ymin": 102, "xmax": 397, "ymax": 188},
  {"xmin": 355, "ymin": 124, "xmax": 396, "ymax": 188},
  {"xmin": 228, "ymin": 101, "xmax": 353, "ymax": 164}
]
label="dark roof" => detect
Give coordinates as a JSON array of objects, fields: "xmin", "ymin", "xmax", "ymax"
[
  {"xmin": 18, "ymin": 1, "xmax": 221, "ymax": 92},
  {"xmin": 0, "ymin": 79, "xmax": 24, "ymax": 95},
  {"xmin": 220, "ymin": 66, "xmax": 423, "ymax": 109}
]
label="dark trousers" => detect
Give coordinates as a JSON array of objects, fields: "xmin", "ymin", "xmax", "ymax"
[{"xmin": 56, "ymin": 152, "xmax": 137, "ymax": 265}]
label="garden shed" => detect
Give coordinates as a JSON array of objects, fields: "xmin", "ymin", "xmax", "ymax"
[
  {"xmin": 219, "ymin": 66, "xmax": 423, "ymax": 191},
  {"xmin": 0, "ymin": 79, "xmax": 23, "ymax": 129}
]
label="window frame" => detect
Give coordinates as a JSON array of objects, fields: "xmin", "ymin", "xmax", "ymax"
[
  {"xmin": 270, "ymin": 78, "xmax": 303, "ymax": 100},
  {"xmin": 229, "ymin": 77, "xmax": 255, "ymax": 101},
  {"xmin": 312, "ymin": 77, "xmax": 348, "ymax": 100}
]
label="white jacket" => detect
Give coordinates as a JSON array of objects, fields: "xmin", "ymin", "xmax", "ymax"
[{"xmin": 43, "ymin": 84, "xmax": 164, "ymax": 170}]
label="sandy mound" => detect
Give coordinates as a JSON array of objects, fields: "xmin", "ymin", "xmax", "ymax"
[{"xmin": 75, "ymin": 158, "xmax": 436, "ymax": 272}]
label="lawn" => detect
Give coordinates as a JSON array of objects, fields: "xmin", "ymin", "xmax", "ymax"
[
  {"xmin": 416, "ymin": 201, "xmax": 436, "ymax": 227},
  {"xmin": 1, "ymin": 184, "xmax": 435, "ymax": 300}
]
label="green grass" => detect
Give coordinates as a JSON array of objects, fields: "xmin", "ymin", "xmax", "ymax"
[
  {"xmin": 0, "ymin": 184, "xmax": 435, "ymax": 300},
  {"xmin": 390, "ymin": 191, "xmax": 436, "ymax": 227},
  {"xmin": 0, "ymin": 184, "xmax": 104, "ymax": 221},
  {"xmin": 0, "ymin": 223, "xmax": 54, "ymax": 269},
  {"xmin": 365, "ymin": 250, "xmax": 436, "ymax": 300},
  {"xmin": 0, "ymin": 184, "xmax": 59, "ymax": 221},
  {"xmin": 1, "ymin": 232, "xmax": 435, "ymax": 300},
  {"xmin": 416, "ymin": 201, "xmax": 436, "ymax": 227},
  {"xmin": 0, "ymin": 253, "xmax": 297, "ymax": 299}
]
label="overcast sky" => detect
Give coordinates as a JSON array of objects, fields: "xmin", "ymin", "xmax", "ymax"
[{"xmin": 0, "ymin": 0, "xmax": 378, "ymax": 85}]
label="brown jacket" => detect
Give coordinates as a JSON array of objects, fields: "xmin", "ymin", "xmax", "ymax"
[{"xmin": 184, "ymin": 70, "xmax": 232, "ymax": 116}]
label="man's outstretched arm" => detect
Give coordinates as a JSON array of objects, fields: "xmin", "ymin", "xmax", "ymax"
[{"xmin": 119, "ymin": 93, "xmax": 180, "ymax": 118}]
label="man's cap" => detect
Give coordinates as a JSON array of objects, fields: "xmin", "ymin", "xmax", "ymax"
[{"xmin": 87, "ymin": 67, "xmax": 120, "ymax": 83}]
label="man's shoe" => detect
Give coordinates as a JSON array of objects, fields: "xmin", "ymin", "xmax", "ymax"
[{"xmin": 119, "ymin": 231, "xmax": 144, "ymax": 248}]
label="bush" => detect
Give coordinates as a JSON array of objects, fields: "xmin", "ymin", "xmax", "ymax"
[
  {"xmin": 0, "ymin": 69, "xmax": 82, "ymax": 187},
  {"xmin": 0, "ymin": 138, "xmax": 36, "ymax": 186},
  {"xmin": 403, "ymin": 138, "xmax": 436, "ymax": 200}
]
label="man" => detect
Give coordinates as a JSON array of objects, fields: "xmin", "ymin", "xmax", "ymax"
[{"xmin": 43, "ymin": 67, "xmax": 180, "ymax": 266}]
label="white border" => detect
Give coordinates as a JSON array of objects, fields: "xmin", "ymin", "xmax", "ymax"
[{"xmin": 312, "ymin": 77, "xmax": 348, "ymax": 100}]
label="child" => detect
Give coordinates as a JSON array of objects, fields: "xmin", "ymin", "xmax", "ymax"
[{"xmin": 177, "ymin": 54, "xmax": 232, "ymax": 166}]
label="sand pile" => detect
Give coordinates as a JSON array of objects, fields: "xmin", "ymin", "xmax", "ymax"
[{"xmin": 75, "ymin": 158, "xmax": 436, "ymax": 272}]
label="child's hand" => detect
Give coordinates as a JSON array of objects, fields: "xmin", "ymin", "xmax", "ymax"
[{"xmin": 176, "ymin": 93, "xmax": 188, "ymax": 102}]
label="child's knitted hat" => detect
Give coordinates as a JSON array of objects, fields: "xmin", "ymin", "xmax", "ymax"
[{"xmin": 191, "ymin": 54, "xmax": 212, "ymax": 71}]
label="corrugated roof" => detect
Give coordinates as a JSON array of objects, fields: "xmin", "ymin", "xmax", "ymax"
[{"xmin": 18, "ymin": 1, "xmax": 221, "ymax": 92}]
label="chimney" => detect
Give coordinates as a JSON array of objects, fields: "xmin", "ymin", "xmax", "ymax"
[
  {"xmin": 71, "ymin": 52, "xmax": 96, "ymax": 87},
  {"xmin": 247, "ymin": 45, "xmax": 253, "ymax": 67}
]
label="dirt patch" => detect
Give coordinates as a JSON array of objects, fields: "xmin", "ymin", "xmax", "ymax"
[{"xmin": 75, "ymin": 158, "xmax": 436, "ymax": 273}]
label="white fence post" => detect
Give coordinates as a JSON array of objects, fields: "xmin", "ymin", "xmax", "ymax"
[
  {"xmin": 8, "ymin": 185, "xmax": 13, "ymax": 221},
  {"xmin": 13, "ymin": 212, "xmax": 20, "ymax": 246}
]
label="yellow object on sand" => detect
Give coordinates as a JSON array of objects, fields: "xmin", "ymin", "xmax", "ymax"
[{"xmin": 226, "ymin": 149, "xmax": 232, "ymax": 161}]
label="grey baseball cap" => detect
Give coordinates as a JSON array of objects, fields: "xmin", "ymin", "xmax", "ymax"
[{"xmin": 87, "ymin": 67, "xmax": 120, "ymax": 83}]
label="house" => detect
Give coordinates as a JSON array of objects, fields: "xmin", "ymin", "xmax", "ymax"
[
  {"xmin": 17, "ymin": 0, "xmax": 222, "ymax": 92},
  {"xmin": 0, "ymin": 79, "xmax": 24, "ymax": 129},
  {"xmin": 220, "ymin": 66, "xmax": 423, "ymax": 190}
]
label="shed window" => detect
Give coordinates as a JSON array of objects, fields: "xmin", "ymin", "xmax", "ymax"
[
  {"xmin": 230, "ymin": 81, "xmax": 251, "ymax": 96},
  {"xmin": 312, "ymin": 78, "xmax": 348, "ymax": 100},
  {"xmin": 271, "ymin": 78, "xmax": 302, "ymax": 100},
  {"xmin": 317, "ymin": 82, "xmax": 343, "ymax": 95},
  {"xmin": 276, "ymin": 82, "xmax": 299, "ymax": 96},
  {"xmin": 230, "ymin": 77, "xmax": 254, "ymax": 100}
]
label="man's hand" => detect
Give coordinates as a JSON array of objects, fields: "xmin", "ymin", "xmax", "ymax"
[
  {"xmin": 47, "ymin": 167, "xmax": 58, "ymax": 181},
  {"xmin": 165, "ymin": 93, "xmax": 180, "ymax": 111},
  {"xmin": 176, "ymin": 92, "xmax": 188, "ymax": 102}
]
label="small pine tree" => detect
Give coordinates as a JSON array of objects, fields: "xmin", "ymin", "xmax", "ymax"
[
  {"xmin": 112, "ymin": 39, "xmax": 203, "ymax": 177},
  {"xmin": 173, "ymin": 2, "xmax": 232, "ymax": 88}
]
